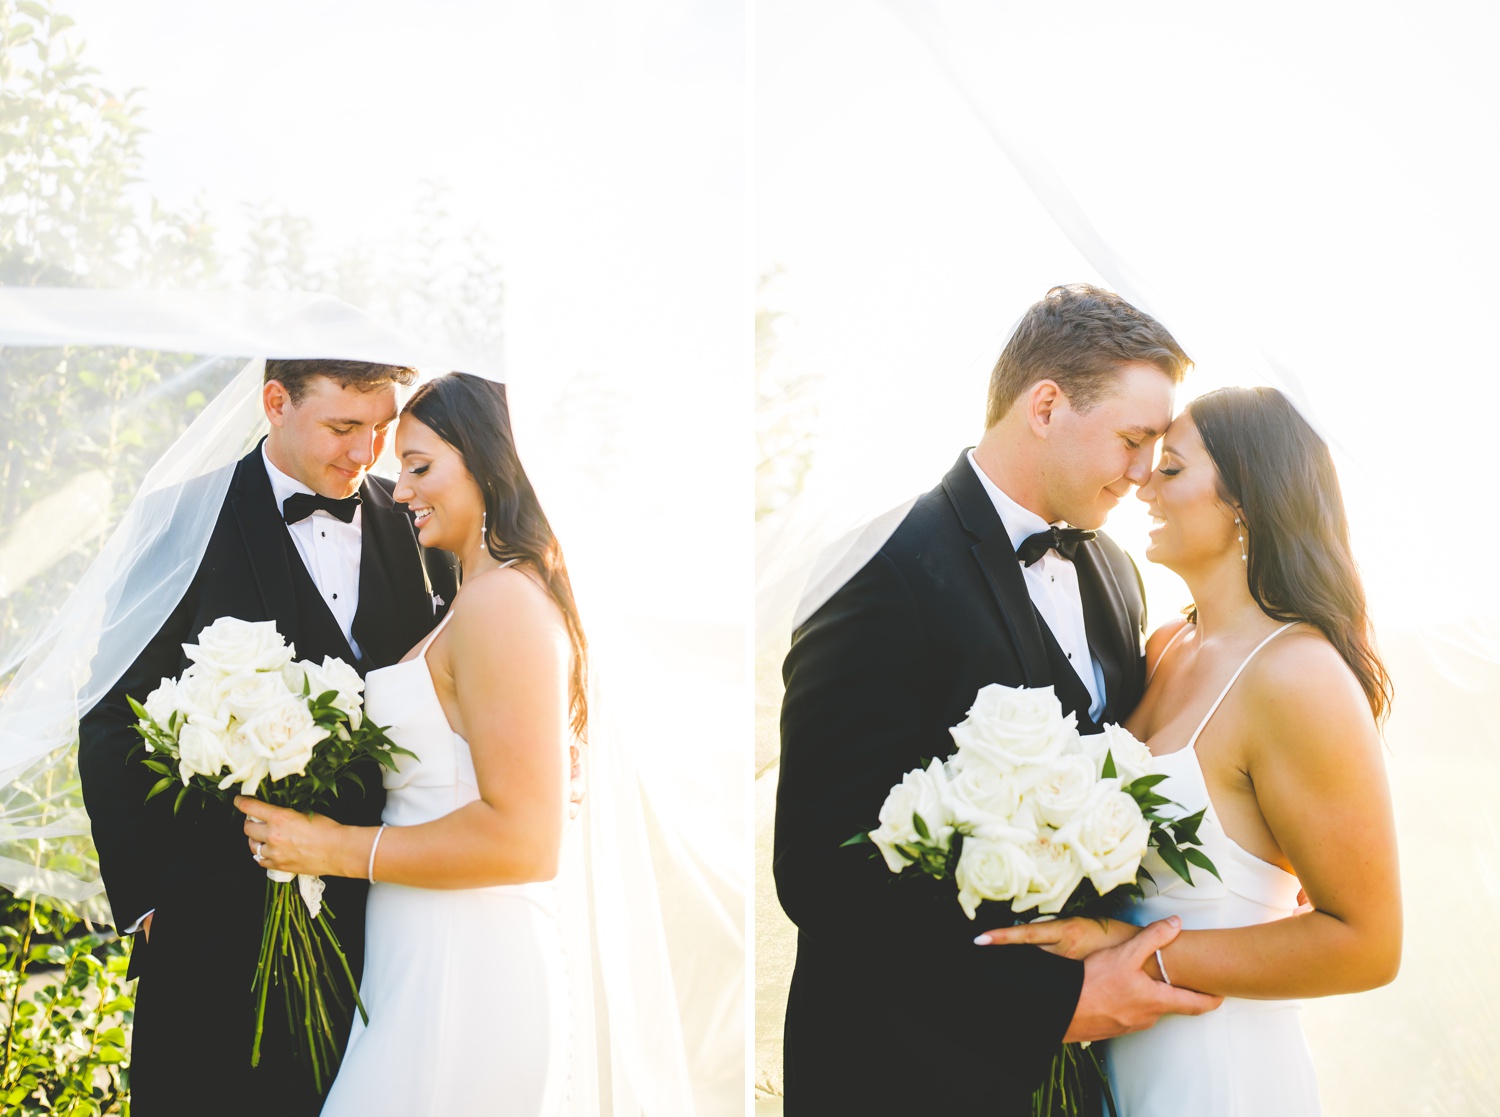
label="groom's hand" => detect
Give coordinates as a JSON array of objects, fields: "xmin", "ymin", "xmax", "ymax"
[{"xmin": 1061, "ymin": 916, "xmax": 1222, "ymax": 1043}]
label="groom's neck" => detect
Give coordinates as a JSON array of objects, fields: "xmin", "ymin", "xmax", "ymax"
[{"xmin": 973, "ymin": 425, "xmax": 1055, "ymax": 523}]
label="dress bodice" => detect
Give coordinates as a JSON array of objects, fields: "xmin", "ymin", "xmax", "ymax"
[{"xmin": 362, "ymin": 609, "xmax": 481, "ymax": 828}]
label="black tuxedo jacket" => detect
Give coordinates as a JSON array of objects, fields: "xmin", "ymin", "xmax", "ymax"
[
  {"xmin": 775, "ymin": 451, "xmax": 1147, "ymax": 1116},
  {"xmin": 78, "ymin": 442, "xmax": 458, "ymax": 1116}
]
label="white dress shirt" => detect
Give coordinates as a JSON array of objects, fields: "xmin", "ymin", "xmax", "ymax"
[
  {"xmin": 262, "ymin": 444, "xmax": 364, "ymax": 661},
  {"xmin": 967, "ymin": 450, "xmax": 1104, "ymax": 722}
]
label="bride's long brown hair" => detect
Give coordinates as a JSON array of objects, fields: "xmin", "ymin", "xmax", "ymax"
[
  {"xmin": 1187, "ymin": 386, "xmax": 1391, "ymax": 722},
  {"xmin": 403, "ymin": 373, "xmax": 589, "ymax": 740}
]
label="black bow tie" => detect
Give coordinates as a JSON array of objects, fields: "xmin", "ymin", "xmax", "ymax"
[
  {"xmin": 282, "ymin": 491, "xmax": 361, "ymax": 525},
  {"xmin": 1016, "ymin": 526, "xmax": 1096, "ymax": 566}
]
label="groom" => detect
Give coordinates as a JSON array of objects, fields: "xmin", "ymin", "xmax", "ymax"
[
  {"xmin": 775, "ymin": 285, "xmax": 1221, "ymax": 1114},
  {"xmin": 79, "ymin": 359, "xmax": 459, "ymax": 1116}
]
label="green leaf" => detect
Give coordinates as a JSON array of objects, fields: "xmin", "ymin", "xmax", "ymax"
[
  {"xmin": 1101, "ymin": 749, "xmax": 1116, "ymax": 780},
  {"xmin": 173, "ymin": 785, "xmax": 190, "ymax": 815},
  {"xmin": 912, "ymin": 812, "xmax": 931, "ymax": 842},
  {"xmin": 1182, "ymin": 847, "xmax": 1222, "ymax": 881},
  {"xmin": 95, "ymin": 1045, "xmax": 126, "ymax": 1064},
  {"xmin": 144, "ymin": 776, "xmax": 174, "ymax": 802},
  {"xmin": 1156, "ymin": 842, "xmax": 1192, "ymax": 886},
  {"xmin": 840, "ymin": 831, "xmax": 871, "ymax": 848}
]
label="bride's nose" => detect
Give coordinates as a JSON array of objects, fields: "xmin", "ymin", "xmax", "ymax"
[{"xmin": 393, "ymin": 471, "xmax": 413, "ymax": 504}]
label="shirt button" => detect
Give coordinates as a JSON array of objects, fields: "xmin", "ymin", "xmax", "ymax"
[
  {"xmin": 332, "ymin": 593, "xmax": 338, "ymax": 600},
  {"xmin": 321, "ymin": 531, "xmax": 326, "ymax": 537}
]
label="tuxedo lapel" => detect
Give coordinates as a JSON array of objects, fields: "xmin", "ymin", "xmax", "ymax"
[
  {"xmin": 941, "ymin": 454, "xmax": 1051, "ymax": 689},
  {"xmin": 1072, "ymin": 541, "xmax": 1135, "ymax": 725},
  {"xmin": 228, "ymin": 449, "xmax": 304, "ymax": 652},
  {"xmin": 1030, "ymin": 603, "xmax": 1099, "ymax": 730},
  {"xmin": 353, "ymin": 477, "xmax": 435, "ymax": 668}
]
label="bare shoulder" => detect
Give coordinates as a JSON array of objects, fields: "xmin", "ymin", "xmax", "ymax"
[
  {"xmin": 447, "ymin": 565, "xmax": 566, "ymax": 653},
  {"xmin": 1145, "ymin": 616, "xmax": 1192, "ymax": 670},
  {"xmin": 1241, "ymin": 625, "xmax": 1376, "ymax": 748}
]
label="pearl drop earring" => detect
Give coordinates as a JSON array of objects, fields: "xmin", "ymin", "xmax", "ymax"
[
  {"xmin": 1234, "ymin": 516, "xmax": 1247, "ymax": 562},
  {"xmin": 480, "ymin": 511, "xmax": 488, "ymax": 544}
]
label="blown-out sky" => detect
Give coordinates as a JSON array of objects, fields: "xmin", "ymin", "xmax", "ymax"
[
  {"xmin": 757, "ymin": 0, "xmax": 1500, "ymax": 630},
  {"xmin": 67, "ymin": 0, "xmax": 748, "ymax": 623}
]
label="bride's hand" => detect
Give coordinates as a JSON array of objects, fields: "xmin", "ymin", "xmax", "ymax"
[
  {"xmin": 974, "ymin": 917, "xmax": 1139, "ymax": 960},
  {"xmin": 235, "ymin": 797, "xmax": 356, "ymax": 878}
]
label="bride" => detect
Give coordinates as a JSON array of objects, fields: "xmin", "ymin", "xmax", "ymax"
[
  {"xmin": 236, "ymin": 371, "xmax": 585, "ymax": 1115},
  {"xmin": 981, "ymin": 386, "xmax": 1402, "ymax": 1115}
]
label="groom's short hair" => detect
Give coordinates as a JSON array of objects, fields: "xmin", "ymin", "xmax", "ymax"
[
  {"xmin": 265, "ymin": 359, "xmax": 419, "ymax": 405},
  {"xmin": 985, "ymin": 284, "xmax": 1191, "ymax": 427}
]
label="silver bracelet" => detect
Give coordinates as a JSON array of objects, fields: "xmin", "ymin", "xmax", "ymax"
[
  {"xmin": 1155, "ymin": 948, "xmax": 1173, "ymax": 986},
  {"xmin": 367, "ymin": 823, "xmax": 388, "ymax": 884}
]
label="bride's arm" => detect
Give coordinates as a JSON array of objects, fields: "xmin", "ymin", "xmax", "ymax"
[
  {"xmin": 982, "ymin": 636, "xmax": 1402, "ymax": 999},
  {"xmin": 1147, "ymin": 636, "xmax": 1401, "ymax": 998},
  {"xmin": 239, "ymin": 569, "xmax": 571, "ymax": 888}
]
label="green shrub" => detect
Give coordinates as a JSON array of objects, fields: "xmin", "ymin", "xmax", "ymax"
[{"xmin": 0, "ymin": 893, "xmax": 133, "ymax": 1116}]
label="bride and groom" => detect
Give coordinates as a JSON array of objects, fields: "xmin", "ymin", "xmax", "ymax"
[
  {"xmin": 774, "ymin": 284, "xmax": 1402, "ymax": 1115},
  {"xmin": 79, "ymin": 360, "xmax": 585, "ymax": 1115}
]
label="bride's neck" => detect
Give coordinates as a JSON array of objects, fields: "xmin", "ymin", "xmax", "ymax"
[
  {"xmin": 1180, "ymin": 557, "xmax": 1274, "ymax": 643},
  {"xmin": 457, "ymin": 538, "xmax": 502, "ymax": 584}
]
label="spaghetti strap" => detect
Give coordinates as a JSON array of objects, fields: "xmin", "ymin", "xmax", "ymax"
[
  {"xmin": 1147, "ymin": 622, "xmax": 1192, "ymax": 685},
  {"xmin": 1184, "ymin": 623, "xmax": 1295, "ymax": 751}
]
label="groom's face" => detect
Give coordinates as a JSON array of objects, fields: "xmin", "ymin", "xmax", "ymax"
[
  {"xmin": 1042, "ymin": 362, "xmax": 1175, "ymax": 529},
  {"xmin": 265, "ymin": 375, "xmax": 399, "ymax": 498}
]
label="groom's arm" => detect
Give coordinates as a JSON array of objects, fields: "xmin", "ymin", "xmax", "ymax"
[
  {"xmin": 775, "ymin": 552, "xmax": 1084, "ymax": 1081},
  {"xmin": 78, "ymin": 580, "xmax": 198, "ymax": 935}
]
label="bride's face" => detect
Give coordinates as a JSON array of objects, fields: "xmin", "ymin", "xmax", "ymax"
[
  {"xmin": 1136, "ymin": 413, "xmax": 1241, "ymax": 571},
  {"xmin": 392, "ymin": 415, "xmax": 485, "ymax": 553}
]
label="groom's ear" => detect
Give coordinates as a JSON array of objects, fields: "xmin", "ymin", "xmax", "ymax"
[
  {"xmin": 263, "ymin": 379, "xmax": 292, "ymax": 426},
  {"xmin": 1027, "ymin": 379, "xmax": 1064, "ymax": 437}
]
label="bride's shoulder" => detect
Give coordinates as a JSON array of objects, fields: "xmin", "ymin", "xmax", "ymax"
[
  {"xmin": 1241, "ymin": 626, "xmax": 1373, "ymax": 732},
  {"xmin": 448, "ymin": 565, "xmax": 564, "ymax": 645},
  {"xmin": 1144, "ymin": 616, "xmax": 1192, "ymax": 669}
]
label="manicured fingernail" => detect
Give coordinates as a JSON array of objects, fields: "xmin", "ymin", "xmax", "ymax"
[
  {"xmin": 973, "ymin": 934, "xmax": 991, "ymax": 945},
  {"xmin": 1169, "ymin": 916, "xmax": 1181, "ymax": 927}
]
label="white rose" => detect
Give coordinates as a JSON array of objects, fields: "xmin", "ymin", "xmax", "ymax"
[
  {"xmin": 1012, "ymin": 834, "xmax": 1087, "ymax": 915},
  {"xmin": 954, "ymin": 834, "xmax": 1036, "ymax": 920},
  {"xmin": 1057, "ymin": 781, "xmax": 1151, "ymax": 897},
  {"xmin": 949, "ymin": 684, "xmax": 1079, "ymax": 775},
  {"xmin": 174, "ymin": 664, "xmax": 233, "ymax": 733},
  {"xmin": 142, "ymin": 677, "xmax": 179, "ymax": 727},
  {"xmin": 302, "ymin": 656, "xmax": 365, "ymax": 729},
  {"xmin": 219, "ymin": 670, "xmax": 298, "ymax": 723},
  {"xmin": 943, "ymin": 759, "xmax": 1036, "ymax": 834},
  {"xmin": 177, "ymin": 721, "xmax": 231, "ymax": 783},
  {"xmin": 1029, "ymin": 753, "xmax": 1101, "ymax": 830},
  {"xmin": 219, "ymin": 725, "xmax": 270, "ymax": 797},
  {"xmin": 869, "ymin": 759, "xmax": 955, "ymax": 873},
  {"xmin": 222, "ymin": 696, "xmax": 330, "ymax": 796},
  {"xmin": 184, "ymin": 617, "xmax": 294, "ymax": 675},
  {"xmin": 1085, "ymin": 723, "xmax": 1156, "ymax": 785}
]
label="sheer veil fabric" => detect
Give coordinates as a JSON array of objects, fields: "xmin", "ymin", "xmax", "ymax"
[
  {"xmin": 756, "ymin": 0, "xmax": 1500, "ymax": 1107},
  {"xmin": 0, "ymin": 291, "xmax": 730, "ymax": 1115}
]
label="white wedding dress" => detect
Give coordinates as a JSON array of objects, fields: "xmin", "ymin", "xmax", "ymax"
[
  {"xmin": 1103, "ymin": 624, "xmax": 1321, "ymax": 1116},
  {"xmin": 321, "ymin": 602, "xmax": 572, "ymax": 1117}
]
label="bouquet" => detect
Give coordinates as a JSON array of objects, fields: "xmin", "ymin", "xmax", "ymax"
[
  {"xmin": 128, "ymin": 616, "xmax": 413, "ymax": 1092},
  {"xmin": 844, "ymin": 683, "xmax": 1218, "ymax": 1117}
]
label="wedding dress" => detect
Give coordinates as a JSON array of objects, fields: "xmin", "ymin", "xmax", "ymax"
[
  {"xmin": 322, "ymin": 590, "xmax": 573, "ymax": 1117},
  {"xmin": 1103, "ymin": 624, "xmax": 1321, "ymax": 1116}
]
